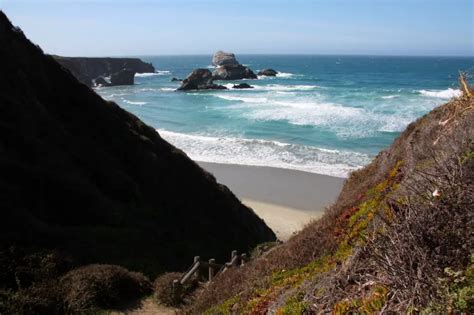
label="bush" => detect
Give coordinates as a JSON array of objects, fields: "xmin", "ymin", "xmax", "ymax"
[
  {"xmin": 361, "ymin": 143, "xmax": 474, "ymax": 312},
  {"xmin": 154, "ymin": 272, "xmax": 197, "ymax": 306},
  {"xmin": 0, "ymin": 247, "xmax": 72, "ymax": 290},
  {"xmin": 60, "ymin": 264, "xmax": 152, "ymax": 312},
  {"xmin": 7, "ymin": 281, "xmax": 64, "ymax": 315}
]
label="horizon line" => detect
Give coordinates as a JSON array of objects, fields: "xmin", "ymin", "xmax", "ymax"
[{"xmin": 55, "ymin": 52, "xmax": 474, "ymax": 59}]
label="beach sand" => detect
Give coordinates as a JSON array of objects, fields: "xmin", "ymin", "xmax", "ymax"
[{"xmin": 199, "ymin": 162, "xmax": 345, "ymax": 240}]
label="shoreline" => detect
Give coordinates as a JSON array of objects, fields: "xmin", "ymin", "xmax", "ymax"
[{"xmin": 198, "ymin": 162, "xmax": 345, "ymax": 240}]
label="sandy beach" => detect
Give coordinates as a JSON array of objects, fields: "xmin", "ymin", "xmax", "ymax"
[{"xmin": 199, "ymin": 162, "xmax": 345, "ymax": 240}]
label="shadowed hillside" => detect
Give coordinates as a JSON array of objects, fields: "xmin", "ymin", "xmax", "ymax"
[
  {"xmin": 186, "ymin": 89, "xmax": 473, "ymax": 313},
  {"xmin": 0, "ymin": 10, "xmax": 275, "ymax": 279}
]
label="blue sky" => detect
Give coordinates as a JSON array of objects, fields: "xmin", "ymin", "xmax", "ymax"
[{"xmin": 1, "ymin": 0, "xmax": 472, "ymax": 56}]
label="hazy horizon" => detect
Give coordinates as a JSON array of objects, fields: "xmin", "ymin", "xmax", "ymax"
[
  {"xmin": 53, "ymin": 53, "xmax": 474, "ymax": 58},
  {"xmin": 1, "ymin": 0, "xmax": 473, "ymax": 57}
]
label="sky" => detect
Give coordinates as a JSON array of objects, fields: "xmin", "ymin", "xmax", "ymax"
[{"xmin": 1, "ymin": 0, "xmax": 473, "ymax": 57}]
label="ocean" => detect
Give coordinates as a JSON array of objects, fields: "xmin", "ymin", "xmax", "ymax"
[{"xmin": 96, "ymin": 55, "xmax": 473, "ymax": 178}]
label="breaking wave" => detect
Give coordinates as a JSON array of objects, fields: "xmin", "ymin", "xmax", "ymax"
[
  {"xmin": 136, "ymin": 70, "xmax": 171, "ymax": 77},
  {"xmin": 157, "ymin": 129, "xmax": 371, "ymax": 177},
  {"xmin": 122, "ymin": 99, "xmax": 147, "ymax": 105},
  {"xmin": 418, "ymin": 88, "xmax": 462, "ymax": 99}
]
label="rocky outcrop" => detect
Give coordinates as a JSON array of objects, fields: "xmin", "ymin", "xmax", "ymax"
[
  {"xmin": 171, "ymin": 77, "xmax": 182, "ymax": 82},
  {"xmin": 177, "ymin": 69, "xmax": 227, "ymax": 91},
  {"xmin": 110, "ymin": 69, "xmax": 135, "ymax": 86},
  {"xmin": 233, "ymin": 83, "xmax": 254, "ymax": 89},
  {"xmin": 212, "ymin": 64, "xmax": 257, "ymax": 80},
  {"xmin": 182, "ymin": 51, "xmax": 262, "ymax": 84},
  {"xmin": 212, "ymin": 51, "xmax": 239, "ymax": 66},
  {"xmin": 53, "ymin": 55, "xmax": 155, "ymax": 87},
  {"xmin": 258, "ymin": 69, "xmax": 278, "ymax": 76},
  {"xmin": 94, "ymin": 77, "xmax": 110, "ymax": 87},
  {"xmin": 0, "ymin": 11, "xmax": 275, "ymax": 275}
]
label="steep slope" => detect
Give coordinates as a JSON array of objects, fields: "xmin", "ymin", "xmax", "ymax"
[
  {"xmin": 0, "ymin": 11, "xmax": 275, "ymax": 277},
  {"xmin": 188, "ymin": 95, "xmax": 473, "ymax": 313}
]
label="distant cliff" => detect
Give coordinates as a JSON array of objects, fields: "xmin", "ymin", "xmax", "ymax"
[
  {"xmin": 0, "ymin": 10, "xmax": 275, "ymax": 277},
  {"xmin": 53, "ymin": 55, "xmax": 155, "ymax": 86}
]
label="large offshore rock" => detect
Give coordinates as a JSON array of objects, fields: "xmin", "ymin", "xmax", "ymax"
[
  {"xmin": 212, "ymin": 50, "xmax": 239, "ymax": 66},
  {"xmin": 212, "ymin": 64, "xmax": 257, "ymax": 80},
  {"xmin": 177, "ymin": 68, "xmax": 227, "ymax": 90}
]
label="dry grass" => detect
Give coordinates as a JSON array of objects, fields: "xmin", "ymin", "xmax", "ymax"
[
  {"xmin": 153, "ymin": 272, "xmax": 199, "ymax": 307},
  {"xmin": 60, "ymin": 264, "xmax": 152, "ymax": 313},
  {"xmin": 1, "ymin": 256, "xmax": 153, "ymax": 314},
  {"xmin": 368, "ymin": 156, "xmax": 473, "ymax": 311},
  {"xmin": 307, "ymin": 135, "xmax": 473, "ymax": 313}
]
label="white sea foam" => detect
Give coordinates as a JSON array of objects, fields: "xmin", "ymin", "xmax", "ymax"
[
  {"xmin": 136, "ymin": 70, "xmax": 171, "ymax": 77},
  {"xmin": 418, "ymin": 88, "xmax": 462, "ymax": 99},
  {"xmin": 157, "ymin": 70, "xmax": 171, "ymax": 75},
  {"xmin": 222, "ymin": 83, "xmax": 319, "ymax": 92},
  {"xmin": 156, "ymin": 129, "xmax": 371, "ymax": 177},
  {"xmin": 135, "ymin": 73, "xmax": 159, "ymax": 77},
  {"xmin": 212, "ymin": 93, "xmax": 417, "ymax": 137},
  {"xmin": 276, "ymin": 72, "xmax": 294, "ymax": 78},
  {"xmin": 160, "ymin": 88, "xmax": 176, "ymax": 91},
  {"xmin": 254, "ymin": 84, "xmax": 319, "ymax": 91},
  {"xmin": 215, "ymin": 95, "xmax": 269, "ymax": 103},
  {"xmin": 382, "ymin": 95, "xmax": 400, "ymax": 99},
  {"xmin": 122, "ymin": 99, "xmax": 147, "ymax": 105}
]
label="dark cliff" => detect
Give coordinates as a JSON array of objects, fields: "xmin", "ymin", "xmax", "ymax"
[
  {"xmin": 0, "ymin": 12, "xmax": 275, "ymax": 275},
  {"xmin": 53, "ymin": 55, "xmax": 155, "ymax": 87}
]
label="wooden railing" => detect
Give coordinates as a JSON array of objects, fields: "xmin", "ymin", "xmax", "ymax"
[{"xmin": 173, "ymin": 250, "xmax": 248, "ymax": 290}]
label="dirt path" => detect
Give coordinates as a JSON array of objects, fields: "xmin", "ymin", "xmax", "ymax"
[{"xmin": 111, "ymin": 297, "xmax": 178, "ymax": 315}]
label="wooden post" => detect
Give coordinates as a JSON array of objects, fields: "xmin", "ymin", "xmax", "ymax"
[
  {"xmin": 208, "ymin": 258, "xmax": 215, "ymax": 282},
  {"xmin": 173, "ymin": 279, "xmax": 180, "ymax": 290},
  {"xmin": 231, "ymin": 250, "xmax": 238, "ymax": 266},
  {"xmin": 172, "ymin": 279, "xmax": 181, "ymax": 304},
  {"xmin": 240, "ymin": 253, "xmax": 247, "ymax": 266},
  {"xmin": 194, "ymin": 256, "xmax": 200, "ymax": 279}
]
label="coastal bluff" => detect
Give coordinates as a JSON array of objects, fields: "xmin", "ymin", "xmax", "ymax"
[
  {"xmin": 0, "ymin": 9, "xmax": 275, "ymax": 279},
  {"xmin": 53, "ymin": 55, "xmax": 155, "ymax": 87}
]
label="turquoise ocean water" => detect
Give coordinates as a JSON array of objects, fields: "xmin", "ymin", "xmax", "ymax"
[{"xmin": 96, "ymin": 55, "xmax": 473, "ymax": 177}]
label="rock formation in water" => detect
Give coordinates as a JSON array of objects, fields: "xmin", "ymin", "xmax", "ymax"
[
  {"xmin": 110, "ymin": 68, "xmax": 135, "ymax": 86},
  {"xmin": 53, "ymin": 55, "xmax": 155, "ymax": 87},
  {"xmin": 258, "ymin": 69, "xmax": 278, "ymax": 76},
  {"xmin": 179, "ymin": 52, "xmax": 261, "ymax": 90},
  {"xmin": 212, "ymin": 51, "xmax": 239, "ymax": 66},
  {"xmin": 233, "ymin": 83, "xmax": 254, "ymax": 89},
  {"xmin": 0, "ymin": 11, "xmax": 275, "ymax": 276},
  {"xmin": 177, "ymin": 69, "xmax": 227, "ymax": 91},
  {"xmin": 212, "ymin": 64, "xmax": 258, "ymax": 80}
]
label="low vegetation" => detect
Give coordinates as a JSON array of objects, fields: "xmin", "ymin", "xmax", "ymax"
[
  {"xmin": 153, "ymin": 272, "xmax": 201, "ymax": 307},
  {"xmin": 61, "ymin": 264, "xmax": 152, "ymax": 313},
  {"xmin": 0, "ymin": 250, "xmax": 152, "ymax": 314}
]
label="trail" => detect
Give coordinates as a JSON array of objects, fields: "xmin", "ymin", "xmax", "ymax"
[{"xmin": 111, "ymin": 297, "xmax": 177, "ymax": 315}]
